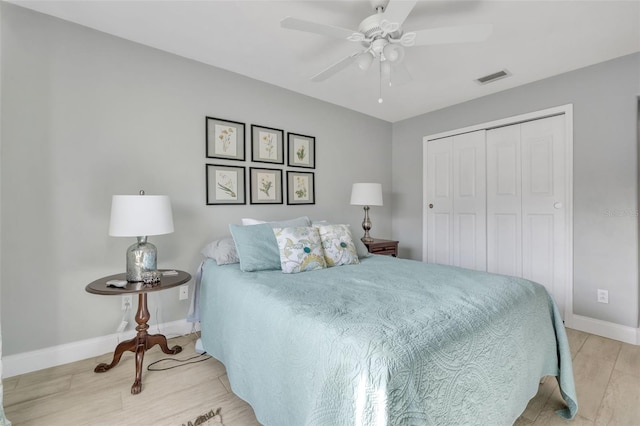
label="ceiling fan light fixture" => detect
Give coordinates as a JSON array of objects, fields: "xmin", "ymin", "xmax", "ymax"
[
  {"xmin": 382, "ymin": 43, "xmax": 404, "ymax": 62},
  {"xmin": 357, "ymin": 51, "xmax": 374, "ymax": 71}
]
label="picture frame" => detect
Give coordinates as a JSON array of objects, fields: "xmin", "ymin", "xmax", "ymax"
[
  {"xmin": 251, "ymin": 125, "xmax": 284, "ymax": 164},
  {"xmin": 287, "ymin": 171, "xmax": 315, "ymax": 205},
  {"xmin": 206, "ymin": 116, "xmax": 245, "ymax": 161},
  {"xmin": 287, "ymin": 133, "xmax": 315, "ymax": 169},
  {"xmin": 206, "ymin": 164, "xmax": 246, "ymax": 205},
  {"xmin": 249, "ymin": 167, "xmax": 283, "ymax": 204}
]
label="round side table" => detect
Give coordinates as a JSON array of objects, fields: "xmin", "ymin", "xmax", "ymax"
[{"xmin": 86, "ymin": 270, "xmax": 191, "ymax": 394}]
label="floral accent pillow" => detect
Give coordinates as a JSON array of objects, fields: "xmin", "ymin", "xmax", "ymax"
[
  {"xmin": 315, "ymin": 224, "xmax": 360, "ymax": 267},
  {"xmin": 273, "ymin": 227, "xmax": 327, "ymax": 274}
]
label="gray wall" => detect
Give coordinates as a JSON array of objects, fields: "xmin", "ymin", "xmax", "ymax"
[
  {"xmin": 0, "ymin": 4, "xmax": 392, "ymax": 356},
  {"xmin": 392, "ymin": 52, "xmax": 640, "ymax": 328}
]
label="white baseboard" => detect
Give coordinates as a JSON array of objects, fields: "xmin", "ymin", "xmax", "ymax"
[
  {"xmin": 2, "ymin": 319, "xmax": 200, "ymax": 378},
  {"xmin": 565, "ymin": 313, "xmax": 639, "ymax": 345}
]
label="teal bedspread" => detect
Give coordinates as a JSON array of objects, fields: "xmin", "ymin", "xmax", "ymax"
[{"xmin": 199, "ymin": 256, "xmax": 577, "ymax": 425}]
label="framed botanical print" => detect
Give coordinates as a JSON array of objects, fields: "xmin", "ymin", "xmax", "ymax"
[
  {"xmin": 287, "ymin": 171, "xmax": 315, "ymax": 205},
  {"xmin": 206, "ymin": 164, "xmax": 246, "ymax": 205},
  {"xmin": 251, "ymin": 125, "xmax": 284, "ymax": 164},
  {"xmin": 287, "ymin": 133, "xmax": 315, "ymax": 169},
  {"xmin": 249, "ymin": 167, "xmax": 283, "ymax": 204},
  {"xmin": 206, "ymin": 117, "xmax": 245, "ymax": 161}
]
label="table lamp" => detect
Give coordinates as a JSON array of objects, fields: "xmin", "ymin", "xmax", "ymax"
[
  {"xmin": 109, "ymin": 190, "xmax": 174, "ymax": 282},
  {"xmin": 350, "ymin": 183, "xmax": 383, "ymax": 243}
]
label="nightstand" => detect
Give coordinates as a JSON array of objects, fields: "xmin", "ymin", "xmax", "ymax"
[
  {"xmin": 86, "ymin": 270, "xmax": 191, "ymax": 394},
  {"xmin": 363, "ymin": 238, "xmax": 399, "ymax": 257}
]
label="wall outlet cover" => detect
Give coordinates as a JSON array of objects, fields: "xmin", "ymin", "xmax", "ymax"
[
  {"xmin": 179, "ymin": 285, "xmax": 189, "ymax": 301},
  {"xmin": 597, "ymin": 289, "xmax": 609, "ymax": 304}
]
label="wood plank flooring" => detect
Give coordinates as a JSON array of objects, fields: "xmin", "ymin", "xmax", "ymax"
[{"xmin": 3, "ymin": 328, "xmax": 640, "ymax": 425}]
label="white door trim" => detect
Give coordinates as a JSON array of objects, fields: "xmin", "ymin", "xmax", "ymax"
[{"xmin": 423, "ymin": 104, "xmax": 574, "ymax": 322}]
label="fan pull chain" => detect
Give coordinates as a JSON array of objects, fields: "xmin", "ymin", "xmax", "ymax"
[{"xmin": 378, "ymin": 60, "xmax": 383, "ymax": 104}]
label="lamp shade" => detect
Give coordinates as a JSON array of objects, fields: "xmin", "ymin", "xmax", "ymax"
[
  {"xmin": 109, "ymin": 195, "xmax": 174, "ymax": 237},
  {"xmin": 350, "ymin": 183, "xmax": 383, "ymax": 206}
]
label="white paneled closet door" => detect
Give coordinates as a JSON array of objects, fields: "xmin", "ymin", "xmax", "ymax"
[
  {"xmin": 426, "ymin": 137, "xmax": 453, "ymax": 265},
  {"xmin": 487, "ymin": 115, "xmax": 566, "ymax": 314},
  {"xmin": 426, "ymin": 131, "xmax": 486, "ymax": 270},
  {"xmin": 521, "ymin": 116, "xmax": 566, "ymax": 313},
  {"xmin": 486, "ymin": 124, "xmax": 523, "ymax": 277}
]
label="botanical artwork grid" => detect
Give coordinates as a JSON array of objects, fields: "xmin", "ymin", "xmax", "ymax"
[{"xmin": 206, "ymin": 116, "xmax": 315, "ymax": 205}]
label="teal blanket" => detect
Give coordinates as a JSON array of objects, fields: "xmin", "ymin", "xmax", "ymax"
[{"xmin": 199, "ymin": 256, "xmax": 577, "ymax": 425}]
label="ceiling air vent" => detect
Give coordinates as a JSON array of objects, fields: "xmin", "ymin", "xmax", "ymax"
[{"xmin": 475, "ymin": 69, "xmax": 511, "ymax": 85}]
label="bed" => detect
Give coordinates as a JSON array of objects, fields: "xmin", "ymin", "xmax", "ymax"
[{"xmin": 195, "ymin": 251, "xmax": 577, "ymax": 425}]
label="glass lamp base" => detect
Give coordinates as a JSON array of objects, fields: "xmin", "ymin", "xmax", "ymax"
[
  {"xmin": 361, "ymin": 205, "xmax": 373, "ymax": 244},
  {"xmin": 126, "ymin": 236, "xmax": 157, "ymax": 282}
]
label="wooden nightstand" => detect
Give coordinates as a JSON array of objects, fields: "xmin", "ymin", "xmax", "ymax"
[{"xmin": 363, "ymin": 238, "xmax": 399, "ymax": 257}]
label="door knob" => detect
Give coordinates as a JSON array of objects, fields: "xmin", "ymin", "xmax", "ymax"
[
  {"xmin": 554, "ymin": 202, "xmax": 562, "ymax": 209},
  {"xmin": 429, "ymin": 204, "xmax": 434, "ymax": 209}
]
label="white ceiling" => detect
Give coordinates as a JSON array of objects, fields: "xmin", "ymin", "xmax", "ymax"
[{"xmin": 10, "ymin": 0, "xmax": 640, "ymax": 123}]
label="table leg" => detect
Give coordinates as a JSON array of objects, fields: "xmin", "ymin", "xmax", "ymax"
[
  {"xmin": 94, "ymin": 292, "xmax": 183, "ymax": 394},
  {"xmin": 147, "ymin": 333, "xmax": 182, "ymax": 355},
  {"xmin": 132, "ymin": 341, "xmax": 145, "ymax": 394},
  {"xmin": 94, "ymin": 336, "xmax": 136, "ymax": 373}
]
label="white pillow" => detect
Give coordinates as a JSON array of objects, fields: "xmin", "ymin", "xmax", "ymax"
[
  {"xmin": 273, "ymin": 226, "xmax": 326, "ymax": 274},
  {"xmin": 201, "ymin": 237, "xmax": 239, "ymax": 265},
  {"xmin": 241, "ymin": 218, "xmax": 264, "ymax": 225},
  {"xmin": 315, "ymin": 224, "xmax": 360, "ymax": 267},
  {"xmin": 242, "ymin": 216, "xmax": 310, "ymax": 226}
]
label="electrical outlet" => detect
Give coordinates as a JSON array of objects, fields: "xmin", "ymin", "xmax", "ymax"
[
  {"xmin": 179, "ymin": 285, "xmax": 189, "ymax": 301},
  {"xmin": 122, "ymin": 294, "xmax": 132, "ymax": 311},
  {"xmin": 597, "ymin": 289, "xmax": 609, "ymax": 304}
]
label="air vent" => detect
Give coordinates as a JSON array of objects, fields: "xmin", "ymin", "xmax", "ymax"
[{"xmin": 475, "ymin": 69, "xmax": 511, "ymax": 85}]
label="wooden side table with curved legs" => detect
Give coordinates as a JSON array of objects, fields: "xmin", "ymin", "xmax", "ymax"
[{"xmin": 85, "ymin": 270, "xmax": 191, "ymax": 394}]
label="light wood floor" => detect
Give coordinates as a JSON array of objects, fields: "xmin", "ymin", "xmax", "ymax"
[{"xmin": 3, "ymin": 328, "xmax": 640, "ymax": 425}]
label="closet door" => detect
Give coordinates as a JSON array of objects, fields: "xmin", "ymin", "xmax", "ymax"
[
  {"xmin": 486, "ymin": 125, "xmax": 522, "ymax": 277},
  {"xmin": 521, "ymin": 115, "xmax": 566, "ymax": 312},
  {"xmin": 426, "ymin": 131, "xmax": 486, "ymax": 269},
  {"xmin": 426, "ymin": 137, "xmax": 454, "ymax": 265},
  {"xmin": 487, "ymin": 115, "xmax": 566, "ymax": 312},
  {"xmin": 453, "ymin": 131, "xmax": 486, "ymax": 270}
]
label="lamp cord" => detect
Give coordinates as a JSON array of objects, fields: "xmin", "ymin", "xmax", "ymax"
[{"xmin": 147, "ymin": 353, "xmax": 211, "ymax": 371}]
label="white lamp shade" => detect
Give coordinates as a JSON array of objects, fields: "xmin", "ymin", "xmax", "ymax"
[
  {"xmin": 350, "ymin": 183, "xmax": 383, "ymax": 206},
  {"xmin": 109, "ymin": 195, "xmax": 174, "ymax": 237}
]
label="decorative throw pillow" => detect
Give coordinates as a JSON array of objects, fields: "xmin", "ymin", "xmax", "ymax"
[
  {"xmin": 312, "ymin": 220, "xmax": 371, "ymax": 259},
  {"xmin": 273, "ymin": 226, "xmax": 327, "ymax": 274},
  {"xmin": 200, "ymin": 238, "xmax": 239, "ymax": 265},
  {"xmin": 229, "ymin": 223, "xmax": 282, "ymax": 272},
  {"xmin": 315, "ymin": 224, "xmax": 360, "ymax": 267},
  {"xmin": 229, "ymin": 217, "xmax": 312, "ymax": 272}
]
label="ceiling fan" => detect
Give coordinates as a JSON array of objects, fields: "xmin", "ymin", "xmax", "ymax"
[{"xmin": 281, "ymin": 0, "xmax": 492, "ymax": 102}]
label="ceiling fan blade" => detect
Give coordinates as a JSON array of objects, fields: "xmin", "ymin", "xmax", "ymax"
[
  {"xmin": 411, "ymin": 24, "xmax": 493, "ymax": 46},
  {"xmin": 281, "ymin": 16, "xmax": 360, "ymax": 41},
  {"xmin": 382, "ymin": 0, "xmax": 418, "ymax": 27},
  {"xmin": 311, "ymin": 52, "xmax": 362, "ymax": 82},
  {"xmin": 390, "ymin": 61, "xmax": 412, "ymax": 86}
]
